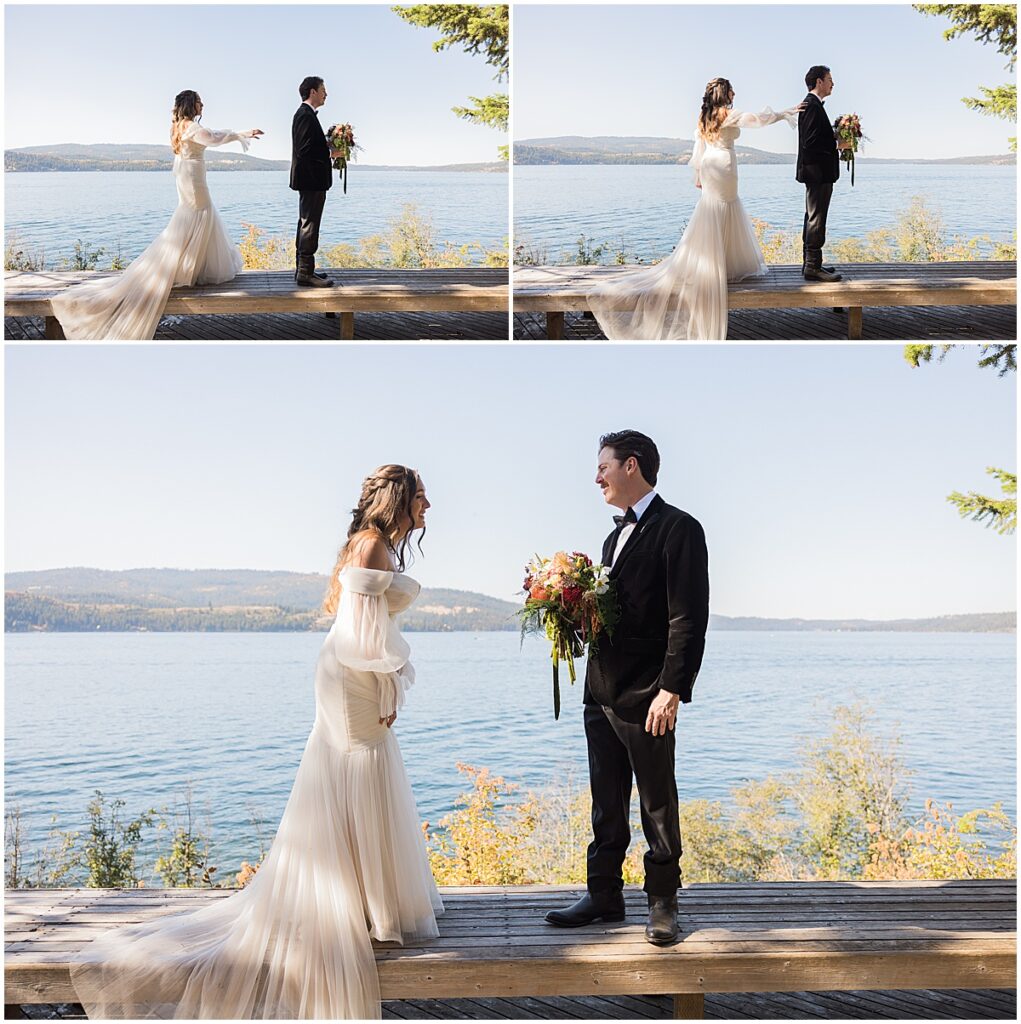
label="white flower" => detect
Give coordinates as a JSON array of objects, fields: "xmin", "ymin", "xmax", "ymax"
[{"xmin": 592, "ymin": 565, "xmax": 610, "ymax": 595}]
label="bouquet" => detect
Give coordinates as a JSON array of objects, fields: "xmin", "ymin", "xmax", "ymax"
[
  {"xmin": 833, "ymin": 113, "xmax": 865, "ymax": 186},
  {"xmin": 325, "ymin": 123, "xmax": 361, "ymax": 194},
  {"xmin": 520, "ymin": 551, "xmax": 619, "ymax": 720}
]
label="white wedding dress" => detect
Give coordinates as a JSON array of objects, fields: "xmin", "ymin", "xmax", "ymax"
[
  {"xmin": 588, "ymin": 107, "xmax": 799, "ymax": 341},
  {"xmin": 51, "ymin": 122, "xmax": 254, "ymax": 341},
  {"xmin": 70, "ymin": 566, "xmax": 442, "ymax": 1019}
]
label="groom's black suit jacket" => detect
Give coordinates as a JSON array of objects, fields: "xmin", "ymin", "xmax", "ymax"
[
  {"xmin": 584, "ymin": 495, "xmax": 709, "ymax": 722},
  {"xmin": 796, "ymin": 93, "xmax": 840, "ymax": 185},
  {"xmin": 290, "ymin": 103, "xmax": 333, "ymax": 193}
]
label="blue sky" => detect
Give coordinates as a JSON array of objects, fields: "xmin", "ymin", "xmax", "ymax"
[
  {"xmin": 5, "ymin": 344, "xmax": 1015, "ymax": 620},
  {"xmin": 513, "ymin": 4, "xmax": 1016, "ymax": 159},
  {"xmin": 4, "ymin": 4, "xmax": 505, "ymax": 164}
]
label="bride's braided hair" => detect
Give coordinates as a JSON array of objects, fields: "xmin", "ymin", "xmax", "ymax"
[
  {"xmin": 697, "ymin": 77, "xmax": 734, "ymax": 144},
  {"xmin": 323, "ymin": 465, "xmax": 423, "ymax": 614},
  {"xmin": 171, "ymin": 90, "xmax": 202, "ymax": 155}
]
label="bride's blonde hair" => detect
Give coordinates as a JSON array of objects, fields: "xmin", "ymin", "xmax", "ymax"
[
  {"xmin": 322, "ymin": 465, "xmax": 423, "ymax": 614},
  {"xmin": 697, "ymin": 77, "xmax": 734, "ymax": 144},
  {"xmin": 170, "ymin": 90, "xmax": 201, "ymax": 155}
]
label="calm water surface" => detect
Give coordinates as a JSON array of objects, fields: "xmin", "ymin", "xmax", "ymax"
[
  {"xmin": 514, "ymin": 164, "xmax": 1017, "ymax": 262},
  {"xmin": 5, "ymin": 630, "xmax": 1014, "ymax": 875},
  {"xmin": 5, "ymin": 170, "xmax": 508, "ymax": 264}
]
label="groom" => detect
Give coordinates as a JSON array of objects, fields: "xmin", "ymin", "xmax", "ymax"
[
  {"xmin": 797, "ymin": 65, "xmax": 851, "ymax": 283},
  {"xmin": 290, "ymin": 76, "xmax": 342, "ymax": 288},
  {"xmin": 545, "ymin": 430, "xmax": 709, "ymax": 945}
]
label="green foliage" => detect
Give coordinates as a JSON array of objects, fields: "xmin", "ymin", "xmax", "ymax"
[
  {"xmin": 914, "ymin": 4, "xmax": 1018, "ymax": 149},
  {"xmin": 5, "ymin": 805, "xmax": 29, "ymax": 888},
  {"xmin": 4, "ymin": 232, "xmax": 46, "ymax": 271},
  {"xmin": 61, "ymin": 238, "xmax": 106, "ymax": 271},
  {"xmin": 424, "ymin": 705, "xmax": 1015, "ymax": 885},
  {"xmin": 82, "ymin": 791, "xmax": 157, "ymax": 887},
  {"xmin": 904, "ymin": 343, "xmax": 1016, "ymax": 375},
  {"xmin": 947, "ymin": 467, "xmax": 1017, "ymax": 534},
  {"xmin": 425, "ymin": 763, "xmax": 534, "ymax": 884},
  {"xmin": 154, "ymin": 787, "xmax": 217, "ymax": 887},
  {"xmin": 788, "ymin": 705, "xmax": 908, "ymax": 879},
  {"xmin": 238, "ymin": 205, "xmax": 506, "ymax": 272},
  {"xmin": 904, "ymin": 345, "xmax": 1016, "ymax": 535},
  {"xmin": 393, "ymin": 4, "xmax": 508, "ymax": 155}
]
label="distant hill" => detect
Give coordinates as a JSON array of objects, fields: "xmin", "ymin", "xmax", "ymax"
[
  {"xmin": 4, "ymin": 568, "xmax": 520, "ymax": 633},
  {"xmin": 4, "ymin": 569, "xmax": 1014, "ymax": 634},
  {"xmin": 711, "ymin": 612, "xmax": 1015, "ymax": 633},
  {"xmin": 515, "ymin": 136, "xmax": 1016, "ymax": 167},
  {"xmin": 4, "ymin": 144, "xmax": 504, "ymax": 173}
]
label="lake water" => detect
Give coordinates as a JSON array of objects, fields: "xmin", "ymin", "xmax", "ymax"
[
  {"xmin": 4, "ymin": 170, "xmax": 508, "ymax": 264},
  {"xmin": 514, "ymin": 164, "xmax": 1018, "ymax": 262},
  {"xmin": 5, "ymin": 630, "xmax": 1015, "ymax": 878}
]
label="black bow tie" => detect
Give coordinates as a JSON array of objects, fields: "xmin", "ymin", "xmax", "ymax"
[{"xmin": 613, "ymin": 507, "xmax": 638, "ymax": 528}]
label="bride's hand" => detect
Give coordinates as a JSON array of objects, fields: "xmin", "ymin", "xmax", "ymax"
[
  {"xmin": 380, "ymin": 711, "xmax": 397, "ymax": 728},
  {"xmin": 695, "ymin": 181, "xmax": 702, "ymax": 190},
  {"xmin": 794, "ymin": 102, "xmax": 808, "ymax": 113},
  {"xmin": 248, "ymin": 129, "xmax": 265, "ymax": 139}
]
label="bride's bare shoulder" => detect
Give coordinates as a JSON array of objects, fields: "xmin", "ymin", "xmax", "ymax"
[{"xmin": 344, "ymin": 530, "xmax": 393, "ymax": 571}]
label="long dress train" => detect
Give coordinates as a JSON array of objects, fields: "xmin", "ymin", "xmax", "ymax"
[
  {"xmin": 69, "ymin": 567, "xmax": 442, "ymax": 1019},
  {"xmin": 51, "ymin": 123, "xmax": 254, "ymax": 341},
  {"xmin": 588, "ymin": 107, "xmax": 799, "ymax": 341}
]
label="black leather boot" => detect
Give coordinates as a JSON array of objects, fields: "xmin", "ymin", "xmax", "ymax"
[
  {"xmin": 803, "ymin": 265, "xmax": 842, "ymax": 282},
  {"xmin": 296, "ymin": 257, "xmax": 334, "ymax": 288},
  {"xmin": 545, "ymin": 890, "xmax": 626, "ymax": 927},
  {"xmin": 645, "ymin": 894, "xmax": 679, "ymax": 945}
]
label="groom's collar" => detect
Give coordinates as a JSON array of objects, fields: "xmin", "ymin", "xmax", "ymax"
[{"xmin": 630, "ymin": 489, "xmax": 658, "ymax": 522}]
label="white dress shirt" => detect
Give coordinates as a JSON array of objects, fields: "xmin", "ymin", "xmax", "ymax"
[{"xmin": 612, "ymin": 489, "xmax": 657, "ymax": 565}]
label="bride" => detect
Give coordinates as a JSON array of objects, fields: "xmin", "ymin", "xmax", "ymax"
[
  {"xmin": 70, "ymin": 465, "xmax": 443, "ymax": 1018},
  {"xmin": 51, "ymin": 90, "xmax": 263, "ymax": 341},
  {"xmin": 588, "ymin": 78, "xmax": 804, "ymax": 341}
]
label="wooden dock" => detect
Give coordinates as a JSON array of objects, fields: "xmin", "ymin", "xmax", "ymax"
[
  {"xmin": 3, "ymin": 268, "xmax": 509, "ymax": 341},
  {"xmin": 6, "ymin": 881, "xmax": 1015, "ymax": 1019},
  {"xmin": 513, "ymin": 304, "xmax": 1016, "ymax": 341},
  {"xmin": 513, "ymin": 261, "xmax": 1017, "ymax": 340},
  {"xmin": 6, "ymin": 987, "xmax": 1017, "ymax": 1019},
  {"xmin": 5, "ymin": 310, "xmax": 509, "ymax": 342}
]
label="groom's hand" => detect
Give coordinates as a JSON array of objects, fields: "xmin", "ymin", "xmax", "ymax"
[{"xmin": 645, "ymin": 689, "xmax": 679, "ymax": 736}]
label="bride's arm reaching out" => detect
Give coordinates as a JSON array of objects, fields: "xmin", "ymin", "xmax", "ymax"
[
  {"xmin": 187, "ymin": 125, "xmax": 265, "ymax": 152},
  {"xmin": 725, "ymin": 105, "xmax": 804, "ymax": 131}
]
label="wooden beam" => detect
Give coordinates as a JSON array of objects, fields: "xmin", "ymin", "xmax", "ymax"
[
  {"xmin": 43, "ymin": 316, "xmax": 65, "ymax": 340},
  {"xmin": 673, "ymin": 993, "xmax": 705, "ymax": 1018},
  {"xmin": 339, "ymin": 312, "xmax": 355, "ymax": 340},
  {"xmin": 546, "ymin": 311, "xmax": 565, "ymax": 340},
  {"xmin": 848, "ymin": 307, "xmax": 863, "ymax": 340}
]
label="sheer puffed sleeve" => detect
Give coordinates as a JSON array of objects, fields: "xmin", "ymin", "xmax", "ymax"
[
  {"xmin": 724, "ymin": 106, "xmax": 799, "ymax": 131},
  {"xmin": 185, "ymin": 123, "xmax": 253, "ymax": 152},
  {"xmin": 334, "ymin": 568, "xmax": 415, "ymax": 718},
  {"xmin": 690, "ymin": 128, "xmax": 706, "ymax": 186}
]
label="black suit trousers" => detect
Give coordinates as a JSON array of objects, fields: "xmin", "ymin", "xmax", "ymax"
[
  {"xmin": 802, "ymin": 181, "xmax": 833, "ymax": 269},
  {"xmin": 585, "ymin": 703, "xmax": 681, "ymax": 897},
  {"xmin": 296, "ymin": 190, "xmax": 328, "ymax": 263}
]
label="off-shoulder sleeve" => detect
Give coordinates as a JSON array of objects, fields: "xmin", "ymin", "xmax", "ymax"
[
  {"xmin": 724, "ymin": 106, "xmax": 799, "ymax": 131},
  {"xmin": 690, "ymin": 128, "xmax": 706, "ymax": 185},
  {"xmin": 186, "ymin": 123, "xmax": 252, "ymax": 152},
  {"xmin": 333, "ymin": 568, "xmax": 415, "ymax": 718}
]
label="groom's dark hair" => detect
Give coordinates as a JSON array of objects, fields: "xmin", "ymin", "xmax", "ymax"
[
  {"xmin": 299, "ymin": 76, "xmax": 325, "ymax": 101},
  {"xmin": 805, "ymin": 65, "xmax": 830, "ymax": 91},
  {"xmin": 599, "ymin": 430, "xmax": 660, "ymax": 487}
]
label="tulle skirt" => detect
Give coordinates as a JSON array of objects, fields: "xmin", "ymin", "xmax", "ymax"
[
  {"xmin": 50, "ymin": 157, "xmax": 243, "ymax": 341},
  {"xmin": 69, "ymin": 670, "xmax": 442, "ymax": 1019},
  {"xmin": 588, "ymin": 176, "xmax": 767, "ymax": 341}
]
